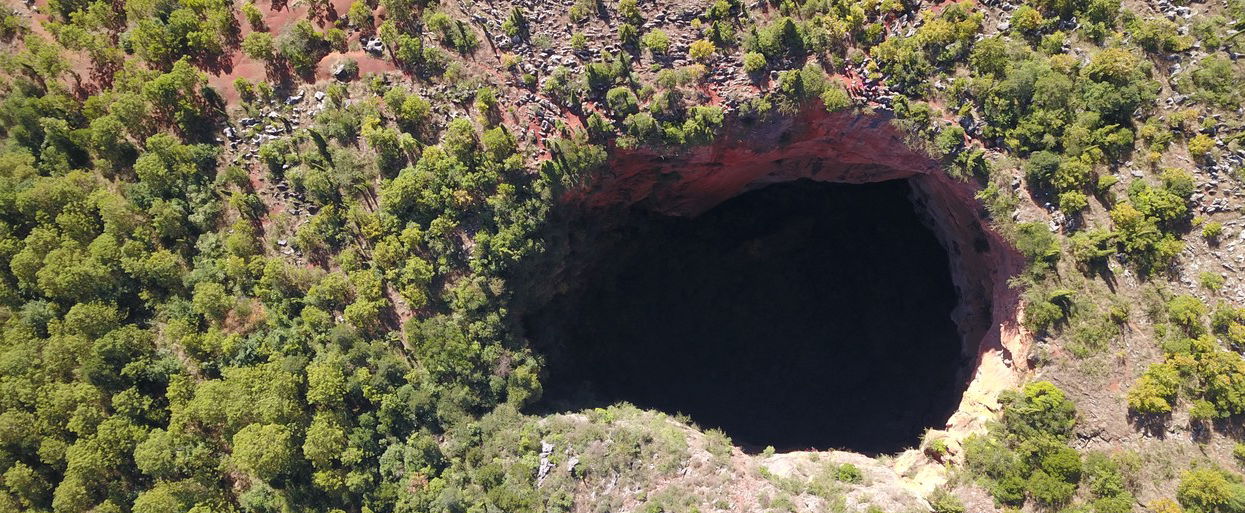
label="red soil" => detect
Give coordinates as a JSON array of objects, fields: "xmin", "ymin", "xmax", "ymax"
[{"xmin": 205, "ymin": 0, "xmax": 399, "ymax": 103}]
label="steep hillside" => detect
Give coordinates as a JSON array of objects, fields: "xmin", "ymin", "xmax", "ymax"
[{"xmin": 1, "ymin": 0, "xmax": 1244, "ymax": 510}]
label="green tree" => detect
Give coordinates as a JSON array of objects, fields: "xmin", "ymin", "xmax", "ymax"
[
  {"xmin": 605, "ymin": 86, "xmax": 639, "ymax": 116},
  {"xmin": 242, "ymin": 32, "xmax": 275, "ymax": 61},
  {"xmin": 306, "ymin": 357, "xmax": 348, "ymax": 408},
  {"xmin": 231, "ymin": 423, "xmax": 297, "ymax": 482},
  {"xmin": 303, "ymin": 412, "xmax": 347, "ymax": 468},
  {"xmin": 1178, "ymin": 466, "xmax": 1245, "ymax": 513},
  {"xmin": 1169, "ymin": 295, "xmax": 1207, "ymax": 335},
  {"xmin": 279, "ymin": 20, "xmax": 328, "ymax": 74},
  {"xmin": 1001, "ymin": 381, "xmax": 1078, "ymax": 441},
  {"xmin": 1127, "ymin": 363, "xmax": 1181, "ymax": 414},
  {"xmin": 242, "ymin": 1, "xmax": 265, "ymax": 29}
]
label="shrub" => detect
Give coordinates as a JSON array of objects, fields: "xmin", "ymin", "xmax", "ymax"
[
  {"xmin": 605, "ymin": 87, "xmax": 639, "ymax": 116},
  {"xmin": 1203, "ymin": 221, "xmax": 1225, "ymax": 242},
  {"xmin": 1028, "ymin": 469, "xmax": 1077, "ymax": 506},
  {"xmin": 935, "ymin": 125, "xmax": 966, "ymax": 155},
  {"xmin": 347, "ymin": 0, "xmax": 372, "ymax": 28},
  {"xmin": 1025, "ymin": 151, "xmax": 1062, "ymax": 187},
  {"xmin": 821, "ymin": 83, "xmax": 852, "ymax": 113},
  {"xmin": 242, "ymin": 32, "xmax": 276, "ymax": 61},
  {"xmin": 1058, "ymin": 190, "xmax": 1088, "ymax": 215},
  {"xmin": 641, "ymin": 29, "xmax": 670, "ymax": 55},
  {"xmin": 1011, "ymin": 6, "xmax": 1046, "ymax": 34},
  {"xmin": 1146, "ymin": 499, "xmax": 1184, "ymax": 513},
  {"xmin": 1013, "ymin": 222, "xmax": 1060, "ymax": 265},
  {"xmin": 502, "ymin": 7, "xmax": 528, "ymax": 39},
  {"xmin": 618, "ymin": 23, "xmax": 639, "ymax": 48},
  {"xmin": 1177, "ymin": 466, "xmax": 1245, "ymax": 513},
  {"xmin": 232, "ymin": 423, "xmax": 296, "ymax": 482},
  {"xmin": 836, "ymin": 463, "xmax": 863, "ymax": 483},
  {"xmin": 1127, "ymin": 363, "xmax": 1180, "ymax": 414},
  {"xmin": 1168, "ymin": 295, "xmax": 1207, "ymax": 335},
  {"xmin": 689, "ymin": 39, "xmax": 716, "ymax": 61},
  {"xmin": 1189, "ymin": 134, "xmax": 1216, "ymax": 161},
  {"xmin": 1001, "ymin": 381, "xmax": 1077, "ymax": 440},
  {"xmin": 1185, "ymin": 56, "xmax": 1241, "ymax": 107},
  {"xmin": 1068, "ymin": 229, "xmax": 1117, "ymax": 267},
  {"xmin": 279, "ymin": 20, "xmax": 329, "ymax": 74},
  {"xmin": 242, "ymin": 1, "xmax": 265, "ymax": 29},
  {"xmin": 1025, "ymin": 296, "xmax": 1066, "ymax": 333},
  {"xmin": 743, "ymin": 51, "xmax": 767, "ymax": 73},
  {"xmin": 1200, "ymin": 272, "xmax": 1225, "ymax": 292},
  {"xmin": 929, "ymin": 488, "xmax": 966, "ymax": 513}
]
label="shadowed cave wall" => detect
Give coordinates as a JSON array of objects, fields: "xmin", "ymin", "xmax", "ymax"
[
  {"xmin": 526, "ymin": 180, "xmax": 965, "ymax": 454},
  {"xmin": 519, "ymin": 109, "xmax": 1023, "ymax": 455}
]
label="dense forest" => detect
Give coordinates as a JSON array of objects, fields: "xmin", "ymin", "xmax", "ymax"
[{"xmin": 2, "ymin": 0, "xmax": 1245, "ymax": 509}]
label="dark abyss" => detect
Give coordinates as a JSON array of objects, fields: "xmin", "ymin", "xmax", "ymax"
[{"xmin": 526, "ymin": 179, "xmax": 968, "ymax": 454}]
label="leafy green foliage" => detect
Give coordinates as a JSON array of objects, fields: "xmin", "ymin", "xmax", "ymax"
[
  {"xmin": 278, "ymin": 20, "xmax": 329, "ymax": 75},
  {"xmin": 0, "ymin": 0, "xmax": 1233, "ymax": 509},
  {"xmin": 1178, "ymin": 466, "xmax": 1245, "ymax": 513},
  {"xmin": 965, "ymin": 382, "xmax": 1096, "ymax": 509}
]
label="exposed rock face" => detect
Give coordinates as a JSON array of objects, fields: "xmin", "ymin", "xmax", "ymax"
[
  {"xmin": 569, "ymin": 109, "xmax": 940, "ymax": 215},
  {"xmin": 561, "ymin": 107, "xmax": 1030, "ymax": 492}
]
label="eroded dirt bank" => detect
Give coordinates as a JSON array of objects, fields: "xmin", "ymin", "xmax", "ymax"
[{"xmin": 552, "ymin": 106, "xmax": 1030, "ymax": 494}]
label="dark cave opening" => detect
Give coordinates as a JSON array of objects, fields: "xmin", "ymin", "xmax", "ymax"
[{"xmin": 525, "ymin": 179, "xmax": 971, "ymax": 455}]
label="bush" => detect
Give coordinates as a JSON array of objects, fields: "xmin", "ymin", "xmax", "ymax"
[
  {"xmin": 1168, "ymin": 295, "xmax": 1207, "ymax": 335},
  {"xmin": 1184, "ymin": 55, "xmax": 1241, "ymax": 107},
  {"xmin": 347, "ymin": 0, "xmax": 372, "ymax": 28},
  {"xmin": 1001, "ymin": 381, "xmax": 1077, "ymax": 441},
  {"xmin": 242, "ymin": 32, "xmax": 276, "ymax": 61},
  {"xmin": 1027, "ymin": 469, "xmax": 1077, "ymax": 506},
  {"xmin": 929, "ymin": 488, "xmax": 966, "ymax": 513},
  {"xmin": 570, "ymin": 32, "xmax": 588, "ymax": 50},
  {"xmin": 605, "ymin": 87, "xmax": 639, "ymax": 116},
  {"xmin": 836, "ymin": 463, "xmax": 863, "ymax": 483},
  {"xmin": 1058, "ymin": 190, "xmax": 1088, "ymax": 215},
  {"xmin": 1126, "ymin": 363, "xmax": 1179, "ymax": 414},
  {"xmin": 641, "ymin": 29, "xmax": 670, "ymax": 55},
  {"xmin": 1203, "ymin": 221, "xmax": 1225, "ymax": 242},
  {"xmin": 1149, "ymin": 498, "xmax": 1186, "ymax": 513},
  {"xmin": 1013, "ymin": 222, "xmax": 1060, "ymax": 265},
  {"xmin": 1189, "ymin": 134, "xmax": 1216, "ymax": 161},
  {"xmin": 242, "ymin": 1, "xmax": 265, "ymax": 29},
  {"xmin": 1177, "ymin": 466, "xmax": 1245, "ymax": 513},
  {"xmin": 820, "ymin": 83, "xmax": 852, "ymax": 112},
  {"xmin": 1025, "ymin": 151, "xmax": 1062, "ymax": 187},
  {"xmin": 1024, "ymin": 296, "xmax": 1066, "ymax": 333},
  {"xmin": 1011, "ymin": 6, "xmax": 1046, "ymax": 34},
  {"xmin": 279, "ymin": 20, "xmax": 329, "ymax": 74},
  {"xmin": 689, "ymin": 39, "xmax": 716, "ymax": 61},
  {"xmin": 743, "ymin": 51, "xmax": 767, "ymax": 73},
  {"xmin": 502, "ymin": 7, "xmax": 528, "ymax": 39},
  {"xmin": 935, "ymin": 125, "xmax": 966, "ymax": 155},
  {"xmin": 1200, "ymin": 272, "xmax": 1225, "ymax": 292}
]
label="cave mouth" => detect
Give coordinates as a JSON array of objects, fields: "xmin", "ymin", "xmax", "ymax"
[{"xmin": 525, "ymin": 178, "xmax": 971, "ymax": 455}]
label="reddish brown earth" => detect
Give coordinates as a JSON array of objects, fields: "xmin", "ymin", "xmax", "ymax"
[
  {"xmin": 567, "ymin": 109, "xmax": 940, "ymax": 214},
  {"xmin": 204, "ymin": 0, "xmax": 395, "ymax": 103}
]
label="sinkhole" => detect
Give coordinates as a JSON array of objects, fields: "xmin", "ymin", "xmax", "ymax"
[{"xmin": 525, "ymin": 178, "xmax": 978, "ymax": 455}]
